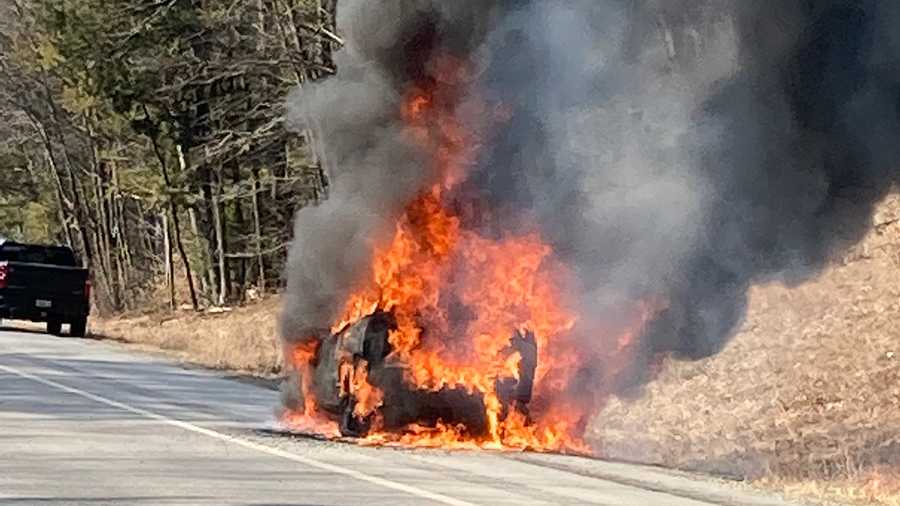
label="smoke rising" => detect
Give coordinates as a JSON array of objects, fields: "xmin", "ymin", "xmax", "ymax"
[{"xmin": 283, "ymin": 0, "xmax": 900, "ymax": 389}]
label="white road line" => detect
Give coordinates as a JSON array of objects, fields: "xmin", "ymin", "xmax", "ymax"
[{"xmin": 0, "ymin": 363, "xmax": 479, "ymax": 506}]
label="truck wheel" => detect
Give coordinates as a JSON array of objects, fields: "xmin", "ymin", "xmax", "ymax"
[
  {"xmin": 47, "ymin": 319, "xmax": 62, "ymax": 336},
  {"xmin": 70, "ymin": 317, "xmax": 87, "ymax": 338}
]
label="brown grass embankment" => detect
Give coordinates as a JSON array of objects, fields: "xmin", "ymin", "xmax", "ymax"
[
  {"xmin": 90, "ymin": 296, "xmax": 283, "ymax": 377},
  {"xmin": 591, "ymin": 194, "xmax": 900, "ymax": 505}
]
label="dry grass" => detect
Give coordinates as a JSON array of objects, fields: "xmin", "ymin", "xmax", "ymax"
[
  {"xmin": 591, "ymin": 193, "xmax": 900, "ymax": 505},
  {"xmin": 761, "ymin": 470, "xmax": 900, "ymax": 506},
  {"xmin": 90, "ymin": 296, "xmax": 283, "ymax": 377}
]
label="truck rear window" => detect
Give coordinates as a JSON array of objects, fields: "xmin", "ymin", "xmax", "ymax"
[{"xmin": 0, "ymin": 244, "xmax": 78, "ymax": 267}]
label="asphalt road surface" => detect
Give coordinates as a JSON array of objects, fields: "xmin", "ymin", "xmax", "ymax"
[{"xmin": 0, "ymin": 328, "xmax": 806, "ymax": 506}]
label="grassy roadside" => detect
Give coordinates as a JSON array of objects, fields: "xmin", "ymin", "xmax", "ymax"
[
  {"xmin": 592, "ymin": 194, "xmax": 900, "ymax": 506},
  {"xmin": 89, "ymin": 296, "xmax": 283, "ymax": 378},
  {"xmin": 49, "ymin": 194, "xmax": 900, "ymax": 506}
]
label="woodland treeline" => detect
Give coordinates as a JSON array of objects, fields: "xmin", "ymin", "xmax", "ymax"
[{"xmin": 0, "ymin": 0, "xmax": 338, "ymax": 312}]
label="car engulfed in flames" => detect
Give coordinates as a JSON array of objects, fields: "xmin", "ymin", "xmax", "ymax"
[
  {"xmin": 278, "ymin": 185, "xmax": 611, "ymax": 453},
  {"xmin": 285, "ymin": 312, "xmax": 538, "ymax": 440}
]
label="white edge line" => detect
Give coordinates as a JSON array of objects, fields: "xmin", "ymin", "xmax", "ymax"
[{"xmin": 0, "ymin": 363, "xmax": 479, "ymax": 506}]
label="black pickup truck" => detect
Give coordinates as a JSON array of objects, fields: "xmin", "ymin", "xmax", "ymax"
[{"xmin": 0, "ymin": 240, "xmax": 91, "ymax": 337}]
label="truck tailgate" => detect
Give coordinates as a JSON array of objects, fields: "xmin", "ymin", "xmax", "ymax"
[{"xmin": 5, "ymin": 263, "xmax": 89, "ymax": 297}]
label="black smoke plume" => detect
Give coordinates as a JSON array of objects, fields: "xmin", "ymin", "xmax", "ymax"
[{"xmin": 283, "ymin": 0, "xmax": 900, "ymax": 392}]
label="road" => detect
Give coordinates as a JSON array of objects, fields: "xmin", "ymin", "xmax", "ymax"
[{"xmin": 0, "ymin": 328, "xmax": 804, "ymax": 506}]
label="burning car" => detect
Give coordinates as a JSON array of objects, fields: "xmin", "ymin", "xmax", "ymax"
[{"xmin": 284, "ymin": 311, "xmax": 537, "ymax": 439}]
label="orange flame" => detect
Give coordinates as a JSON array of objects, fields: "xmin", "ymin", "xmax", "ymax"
[
  {"xmin": 350, "ymin": 360, "xmax": 384, "ymax": 418},
  {"xmin": 281, "ymin": 340, "xmax": 341, "ymax": 438}
]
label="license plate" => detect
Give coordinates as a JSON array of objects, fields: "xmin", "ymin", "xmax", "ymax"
[{"xmin": 35, "ymin": 300, "xmax": 52, "ymax": 308}]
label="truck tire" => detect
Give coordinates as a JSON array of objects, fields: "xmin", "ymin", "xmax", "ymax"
[
  {"xmin": 70, "ymin": 317, "xmax": 87, "ymax": 338},
  {"xmin": 47, "ymin": 319, "xmax": 62, "ymax": 336}
]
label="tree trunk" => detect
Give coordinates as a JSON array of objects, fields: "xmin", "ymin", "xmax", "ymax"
[
  {"xmin": 148, "ymin": 128, "xmax": 199, "ymax": 311},
  {"xmin": 196, "ymin": 164, "xmax": 219, "ymax": 303},
  {"xmin": 187, "ymin": 208, "xmax": 208, "ymax": 296},
  {"xmin": 211, "ymin": 173, "xmax": 227, "ymax": 306},
  {"xmin": 162, "ymin": 211, "xmax": 176, "ymax": 310},
  {"xmin": 230, "ymin": 162, "xmax": 247, "ymax": 300},
  {"xmin": 251, "ymin": 168, "xmax": 266, "ymax": 293},
  {"xmin": 42, "ymin": 150, "xmax": 75, "ymax": 250}
]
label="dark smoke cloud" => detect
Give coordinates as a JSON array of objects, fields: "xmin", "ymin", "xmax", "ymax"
[{"xmin": 283, "ymin": 0, "xmax": 900, "ymax": 385}]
